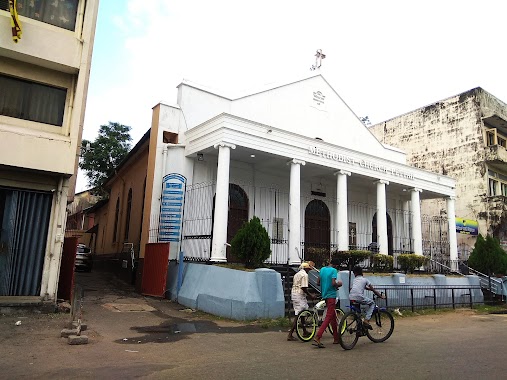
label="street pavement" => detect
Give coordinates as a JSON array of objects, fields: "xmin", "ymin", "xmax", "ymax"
[{"xmin": 1, "ymin": 270, "xmax": 507, "ymax": 379}]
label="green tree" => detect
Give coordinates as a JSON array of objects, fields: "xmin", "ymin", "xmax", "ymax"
[
  {"xmin": 79, "ymin": 122, "xmax": 132, "ymax": 193},
  {"xmin": 230, "ymin": 216, "xmax": 271, "ymax": 268},
  {"xmin": 468, "ymin": 234, "xmax": 507, "ymax": 276}
]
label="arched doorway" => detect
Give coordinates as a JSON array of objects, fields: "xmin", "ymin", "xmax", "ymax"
[
  {"xmin": 304, "ymin": 199, "xmax": 331, "ymax": 253},
  {"xmin": 211, "ymin": 184, "xmax": 249, "ymax": 263},
  {"xmin": 371, "ymin": 212, "xmax": 393, "ymax": 255}
]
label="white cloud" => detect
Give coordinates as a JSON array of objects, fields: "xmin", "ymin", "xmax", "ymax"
[{"xmin": 77, "ymin": 0, "xmax": 507, "ymax": 192}]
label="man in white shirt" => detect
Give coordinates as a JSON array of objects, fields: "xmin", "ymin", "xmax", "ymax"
[{"xmin": 287, "ymin": 261, "xmax": 316, "ymax": 341}]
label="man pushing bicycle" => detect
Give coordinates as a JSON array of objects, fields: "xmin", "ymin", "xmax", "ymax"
[{"xmin": 287, "ymin": 261, "xmax": 316, "ymax": 341}]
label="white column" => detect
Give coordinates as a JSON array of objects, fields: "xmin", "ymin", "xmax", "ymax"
[
  {"xmin": 335, "ymin": 170, "xmax": 351, "ymax": 251},
  {"xmin": 210, "ymin": 142, "xmax": 236, "ymax": 262},
  {"xmin": 410, "ymin": 188, "xmax": 423, "ymax": 255},
  {"xmin": 402, "ymin": 200, "xmax": 410, "ymax": 251},
  {"xmin": 446, "ymin": 196, "xmax": 458, "ymax": 271},
  {"xmin": 376, "ymin": 180, "xmax": 389, "ymax": 255},
  {"xmin": 288, "ymin": 159, "xmax": 305, "ymax": 265}
]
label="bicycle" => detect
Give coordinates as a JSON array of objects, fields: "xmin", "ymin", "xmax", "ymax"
[
  {"xmin": 338, "ymin": 293, "xmax": 395, "ymax": 350},
  {"xmin": 295, "ymin": 299, "xmax": 345, "ymax": 342}
]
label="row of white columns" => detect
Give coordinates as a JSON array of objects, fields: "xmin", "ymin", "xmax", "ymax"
[{"xmin": 209, "ymin": 144, "xmax": 458, "ymax": 266}]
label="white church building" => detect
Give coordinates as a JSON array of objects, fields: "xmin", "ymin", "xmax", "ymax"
[{"xmin": 138, "ymin": 73, "xmax": 458, "ymax": 269}]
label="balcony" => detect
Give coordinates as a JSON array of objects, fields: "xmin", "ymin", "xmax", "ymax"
[
  {"xmin": 484, "ymin": 145, "xmax": 507, "ymax": 171},
  {"xmin": 0, "ymin": 0, "xmax": 83, "ymax": 73}
]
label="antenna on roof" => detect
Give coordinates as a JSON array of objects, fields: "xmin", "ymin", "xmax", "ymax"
[{"xmin": 310, "ymin": 49, "xmax": 326, "ymax": 71}]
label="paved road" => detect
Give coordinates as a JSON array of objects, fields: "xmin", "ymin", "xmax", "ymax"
[{"xmin": 1, "ymin": 270, "xmax": 507, "ymax": 379}]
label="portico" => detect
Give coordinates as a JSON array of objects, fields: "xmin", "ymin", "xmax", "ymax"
[
  {"xmin": 147, "ymin": 73, "xmax": 457, "ymax": 267},
  {"xmin": 179, "ymin": 114, "xmax": 456, "ymax": 265}
]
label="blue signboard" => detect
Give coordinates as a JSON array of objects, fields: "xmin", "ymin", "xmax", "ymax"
[
  {"xmin": 159, "ymin": 173, "xmax": 186, "ymax": 242},
  {"xmin": 455, "ymin": 218, "xmax": 478, "ymax": 236}
]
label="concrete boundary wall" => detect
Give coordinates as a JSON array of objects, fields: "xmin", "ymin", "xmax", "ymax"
[
  {"xmin": 165, "ymin": 264, "xmax": 484, "ymax": 320},
  {"xmin": 336, "ymin": 271, "xmax": 484, "ymax": 309},
  {"xmin": 166, "ymin": 263, "xmax": 285, "ymax": 320}
]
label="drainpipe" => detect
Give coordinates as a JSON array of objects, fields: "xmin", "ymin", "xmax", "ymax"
[{"xmin": 161, "ymin": 144, "xmax": 168, "ymax": 179}]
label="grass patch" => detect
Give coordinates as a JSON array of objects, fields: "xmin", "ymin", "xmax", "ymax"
[
  {"xmin": 389, "ymin": 304, "xmax": 507, "ymax": 318},
  {"xmin": 184, "ymin": 309, "xmax": 291, "ymax": 328},
  {"xmin": 392, "ymin": 307, "xmax": 461, "ymax": 318},
  {"xmin": 253, "ymin": 317, "xmax": 292, "ymax": 329},
  {"xmin": 472, "ymin": 304, "xmax": 507, "ymax": 314},
  {"xmin": 214, "ymin": 263, "xmax": 256, "ymax": 272}
]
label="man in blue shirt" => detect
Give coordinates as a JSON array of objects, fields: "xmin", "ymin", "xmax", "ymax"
[{"xmin": 313, "ymin": 258, "xmax": 342, "ymax": 348}]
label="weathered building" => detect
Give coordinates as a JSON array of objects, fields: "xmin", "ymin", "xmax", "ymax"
[
  {"xmin": 0, "ymin": 0, "xmax": 99, "ymax": 303},
  {"xmin": 369, "ymin": 87, "xmax": 507, "ymax": 258}
]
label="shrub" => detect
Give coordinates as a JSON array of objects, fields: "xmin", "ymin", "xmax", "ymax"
[
  {"xmin": 372, "ymin": 254, "xmax": 394, "ymax": 272},
  {"xmin": 304, "ymin": 247, "xmax": 331, "ymax": 268},
  {"xmin": 397, "ymin": 254, "xmax": 428, "ymax": 274},
  {"xmin": 332, "ymin": 250, "xmax": 370, "ymax": 269},
  {"xmin": 230, "ymin": 216, "xmax": 271, "ymax": 268},
  {"xmin": 467, "ymin": 234, "xmax": 507, "ymax": 276}
]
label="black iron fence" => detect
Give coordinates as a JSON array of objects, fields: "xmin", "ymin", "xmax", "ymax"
[{"xmin": 363, "ymin": 285, "xmax": 483, "ymax": 311}]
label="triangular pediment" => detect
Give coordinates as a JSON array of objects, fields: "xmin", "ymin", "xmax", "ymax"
[
  {"xmin": 230, "ymin": 74, "xmax": 387, "ymax": 156},
  {"xmin": 177, "ymin": 74, "xmax": 404, "ymax": 162}
]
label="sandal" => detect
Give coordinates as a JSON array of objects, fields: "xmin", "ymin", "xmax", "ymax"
[
  {"xmin": 287, "ymin": 336, "xmax": 297, "ymax": 341},
  {"xmin": 312, "ymin": 339, "xmax": 325, "ymax": 348}
]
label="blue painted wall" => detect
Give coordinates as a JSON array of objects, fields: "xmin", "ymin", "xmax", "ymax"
[
  {"xmin": 165, "ymin": 262, "xmax": 285, "ymax": 320},
  {"xmin": 165, "ymin": 263, "xmax": 485, "ymax": 321},
  {"xmin": 337, "ymin": 271, "xmax": 484, "ymax": 309}
]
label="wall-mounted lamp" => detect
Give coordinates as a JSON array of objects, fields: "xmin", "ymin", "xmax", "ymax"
[{"xmin": 197, "ymin": 153, "xmax": 204, "ymax": 161}]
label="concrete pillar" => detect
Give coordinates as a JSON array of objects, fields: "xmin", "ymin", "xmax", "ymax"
[
  {"xmin": 446, "ymin": 196, "xmax": 458, "ymax": 271},
  {"xmin": 44, "ymin": 177, "xmax": 70, "ymax": 300},
  {"xmin": 288, "ymin": 159, "xmax": 305, "ymax": 265},
  {"xmin": 335, "ymin": 170, "xmax": 351, "ymax": 251},
  {"xmin": 210, "ymin": 142, "xmax": 236, "ymax": 262},
  {"xmin": 402, "ymin": 200, "xmax": 411, "ymax": 252},
  {"xmin": 411, "ymin": 188, "xmax": 423, "ymax": 255},
  {"xmin": 376, "ymin": 180, "xmax": 389, "ymax": 255}
]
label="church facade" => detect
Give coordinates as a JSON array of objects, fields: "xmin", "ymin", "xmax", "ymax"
[{"xmin": 134, "ymin": 74, "xmax": 458, "ymax": 269}]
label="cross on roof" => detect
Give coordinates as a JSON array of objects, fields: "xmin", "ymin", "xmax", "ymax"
[{"xmin": 311, "ymin": 49, "xmax": 326, "ymax": 71}]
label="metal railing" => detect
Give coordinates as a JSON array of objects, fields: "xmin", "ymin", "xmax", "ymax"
[
  {"xmin": 465, "ymin": 266, "xmax": 504, "ymax": 299},
  {"xmin": 367, "ymin": 285, "xmax": 483, "ymax": 311}
]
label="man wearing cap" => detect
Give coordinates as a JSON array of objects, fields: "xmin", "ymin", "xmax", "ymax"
[{"xmin": 287, "ymin": 261, "xmax": 316, "ymax": 341}]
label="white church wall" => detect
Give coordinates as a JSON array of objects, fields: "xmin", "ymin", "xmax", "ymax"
[
  {"xmin": 177, "ymin": 83, "xmax": 232, "ymax": 130},
  {"xmin": 231, "ymin": 76, "xmax": 405, "ymax": 163}
]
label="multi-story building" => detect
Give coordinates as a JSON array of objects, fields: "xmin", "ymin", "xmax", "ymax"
[
  {"xmin": 370, "ymin": 87, "xmax": 507, "ymax": 259},
  {"xmin": 0, "ymin": 0, "xmax": 99, "ymax": 303}
]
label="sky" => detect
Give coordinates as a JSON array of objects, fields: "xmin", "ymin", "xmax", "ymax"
[{"xmin": 77, "ymin": 0, "xmax": 507, "ymax": 191}]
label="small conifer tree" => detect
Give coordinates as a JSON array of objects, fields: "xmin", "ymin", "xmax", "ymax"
[
  {"xmin": 468, "ymin": 234, "xmax": 507, "ymax": 276},
  {"xmin": 230, "ymin": 216, "xmax": 271, "ymax": 268}
]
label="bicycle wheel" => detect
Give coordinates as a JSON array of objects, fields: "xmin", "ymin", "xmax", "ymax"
[
  {"xmin": 327, "ymin": 308, "xmax": 346, "ymax": 335},
  {"xmin": 338, "ymin": 312, "xmax": 360, "ymax": 350},
  {"xmin": 366, "ymin": 310, "xmax": 395, "ymax": 343},
  {"xmin": 295, "ymin": 310, "xmax": 317, "ymax": 342}
]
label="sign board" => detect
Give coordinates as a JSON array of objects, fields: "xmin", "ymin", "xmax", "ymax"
[
  {"xmin": 159, "ymin": 173, "xmax": 186, "ymax": 243},
  {"xmin": 455, "ymin": 218, "xmax": 478, "ymax": 236}
]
